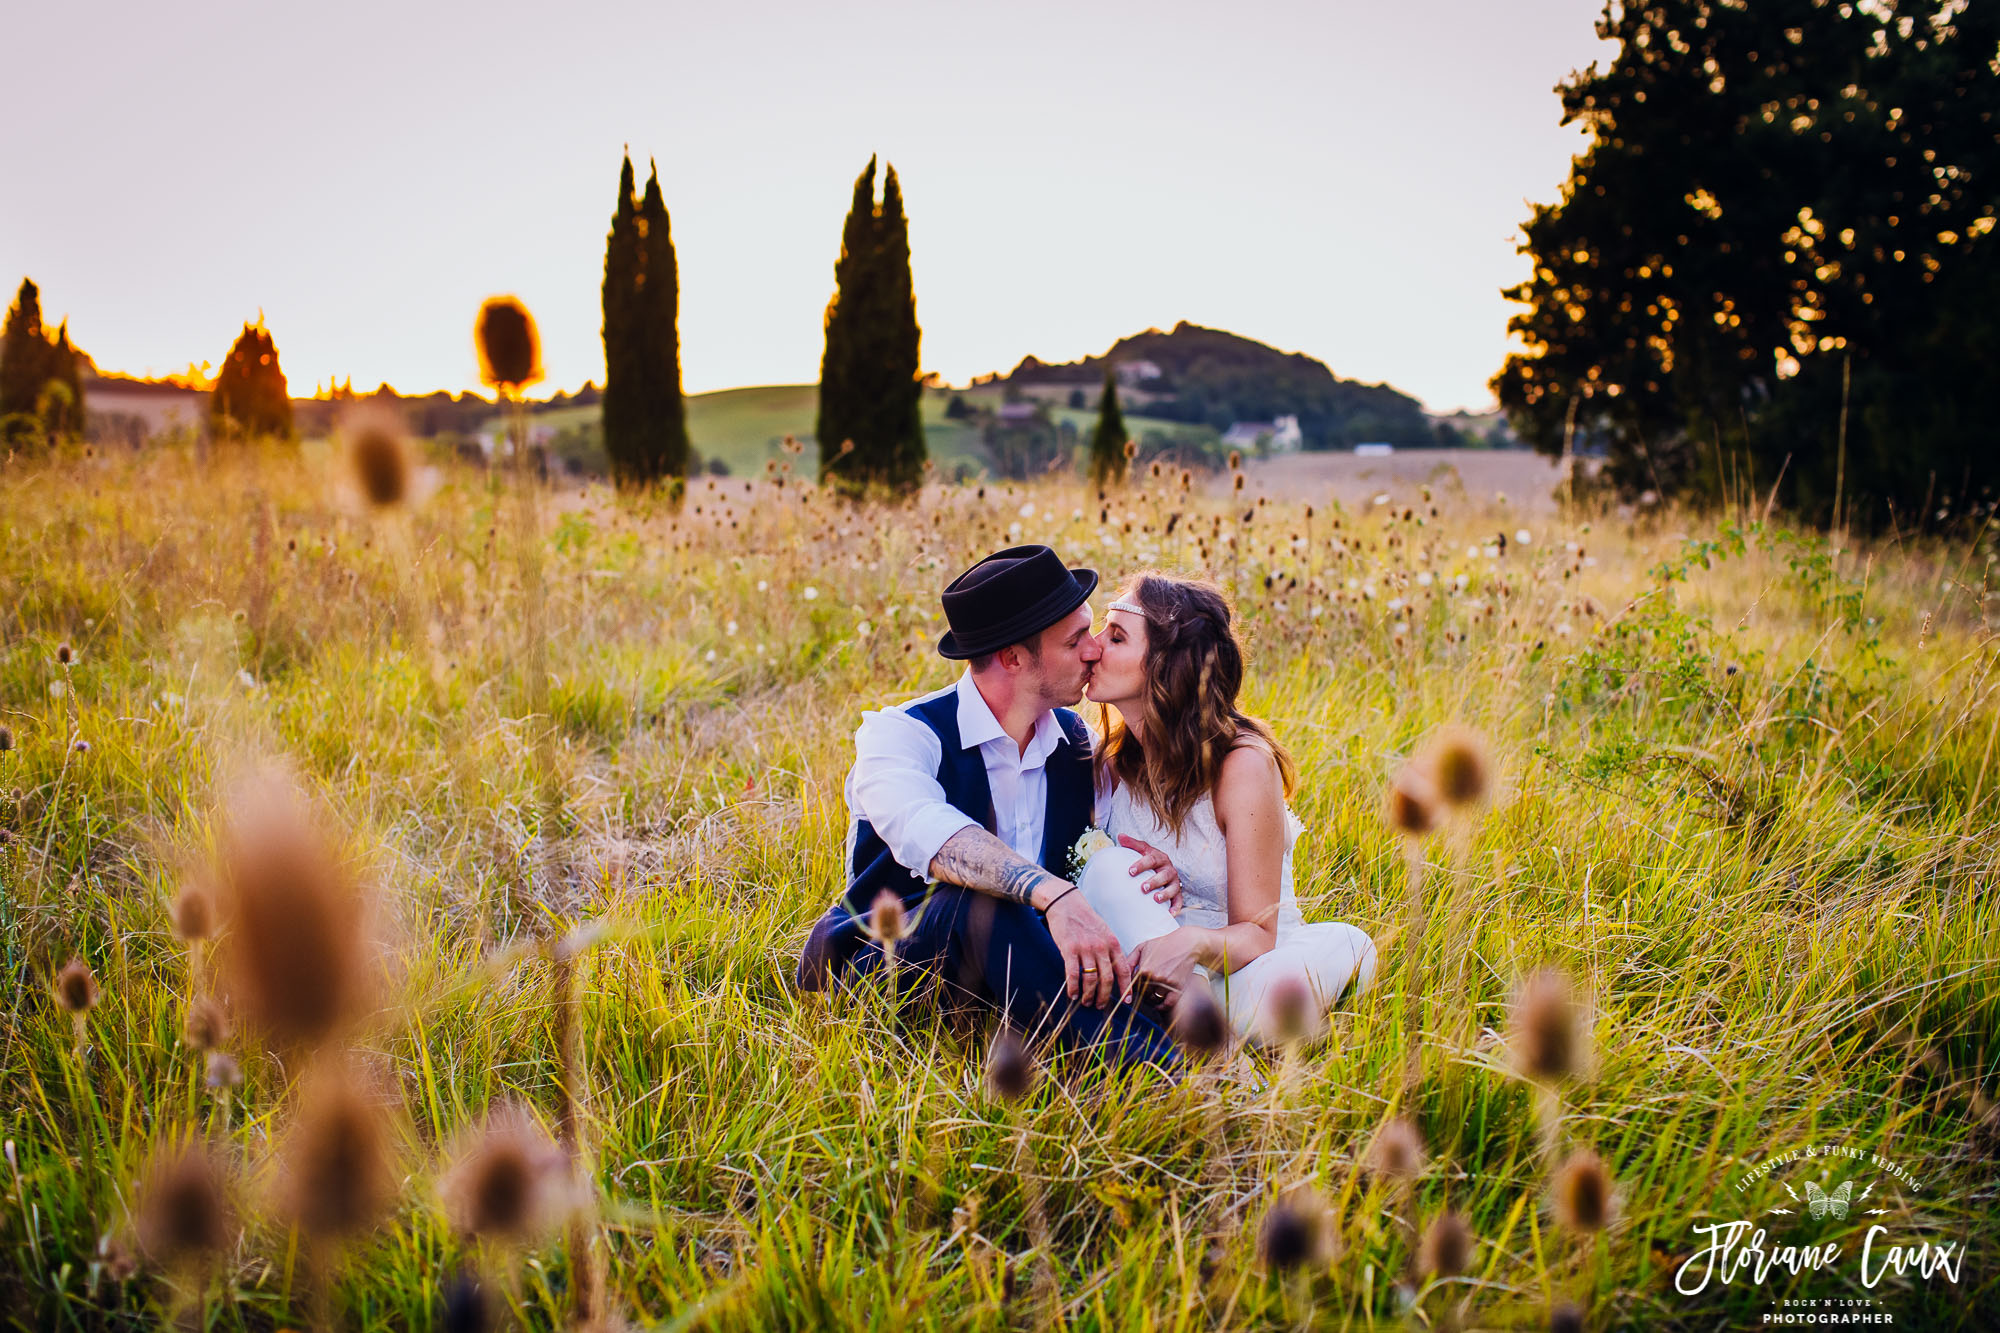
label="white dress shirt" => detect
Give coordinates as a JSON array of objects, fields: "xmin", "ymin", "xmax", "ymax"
[{"xmin": 845, "ymin": 669, "xmax": 1096, "ymax": 884}]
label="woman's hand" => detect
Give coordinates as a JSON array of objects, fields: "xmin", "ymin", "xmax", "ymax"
[
  {"xmin": 1124, "ymin": 926, "xmax": 1209, "ymax": 1006},
  {"xmin": 1116, "ymin": 835, "xmax": 1183, "ymax": 912}
]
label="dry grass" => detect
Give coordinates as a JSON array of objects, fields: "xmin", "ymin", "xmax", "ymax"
[{"xmin": 0, "ymin": 438, "xmax": 1995, "ymax": 1328}]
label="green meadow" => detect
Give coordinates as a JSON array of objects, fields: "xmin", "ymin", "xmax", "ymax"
[{"xmin": 1, "ymin": 440, "xmax": 1994, "ymax": 1329}]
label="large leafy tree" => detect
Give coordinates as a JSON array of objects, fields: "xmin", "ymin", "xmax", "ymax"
[
  {"xmin": 601, "ymin": 153, "xmax": 692, "ymax": 487},
  {"xmin": 1493, "ymin": 0, "xmax": 2000, "ymax": 529},
  {"xmin": 0, "ymin": 278, "xmax": 84, "ymax": 439},
  {"xmin": 817, "ymin": 156, "xmax": 926, "ymax": 494},
  {"xmin": 211, "ymin": 320, "xmax": 293, "ymax": 440}
]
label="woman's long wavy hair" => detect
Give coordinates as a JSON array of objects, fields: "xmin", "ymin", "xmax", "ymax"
[{"xmin": 1095, "ymin": 573, "xmax": 1296, "ymax": 835}]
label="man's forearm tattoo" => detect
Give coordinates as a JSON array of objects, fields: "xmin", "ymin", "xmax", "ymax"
[{"xmin": 930, "ymin": 827, "xmax": 1061, "ymax": 905}]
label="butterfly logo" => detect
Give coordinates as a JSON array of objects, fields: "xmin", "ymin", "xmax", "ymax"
[{"xmin": 1804, "ymin": 1180, "xmax": 1853, "ymax": 1220}]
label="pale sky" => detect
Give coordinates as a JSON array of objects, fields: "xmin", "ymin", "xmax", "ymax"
[{"xmin": 5, "ymin": 1, "xmax": 1613, "ymax": 413}]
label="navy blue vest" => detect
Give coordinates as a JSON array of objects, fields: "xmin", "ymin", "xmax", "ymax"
[{"xmin": 794, "ymin": 687, "xmax": 1094, "ymax": 990}]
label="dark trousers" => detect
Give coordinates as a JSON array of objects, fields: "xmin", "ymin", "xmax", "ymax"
[{"xmin": 799, "ymin": 885, "xmax": 1182, "ymax": 1071}]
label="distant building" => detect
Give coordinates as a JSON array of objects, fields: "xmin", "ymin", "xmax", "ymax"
[
  {"xmin": 1355, "ymin": 442, "xmax": 1395, "ymax": 457},
  {"xmin": 996, "ymin": 402, "xmax": 1040, "ymax": 424},
  {"xmin": 1220, "ymin": 414, "xmax": 1302, "ymax": 454},
  {"xmin": 1114, "ymin": 359, "xmax": 1163, "ymax": 388}
]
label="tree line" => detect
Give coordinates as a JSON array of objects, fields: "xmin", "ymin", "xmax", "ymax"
[{"xmin": 1495, "ymin": 0, "xmax": 1999, "ymax": 530}]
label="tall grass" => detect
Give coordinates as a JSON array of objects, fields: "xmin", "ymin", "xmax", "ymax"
[{"xmin": 1, "ymin": 439, "xmax": 1995, "ymax": 1328}]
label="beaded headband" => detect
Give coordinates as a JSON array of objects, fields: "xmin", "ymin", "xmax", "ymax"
[{"xmin": 1107, "ymin": 599, "xmax": 1147, "ymax": 616}]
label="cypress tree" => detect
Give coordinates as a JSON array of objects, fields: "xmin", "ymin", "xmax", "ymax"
[
  {"xmin": 874, "ymin": 166, "xmax": 925, "ymax": 492},
  {"xmin": 0, "ymin": 279, "xmax": 49, "ymax": 419},
  {"xmin": 210, "ymin": 320, "xmax": 294, "ymax": 440},
  {"xmin": 817, "ymin": 157, "xmax": 925, "ymax": 493},
  {"xmin": 601, "ymin": 153, "xmax": 644, "ymax": 484},
  {"xmin": 817, "ymin": 157, "xmax": 876, "ymax": 490},
  {"xmin": 0, "ymin": 281, "xmax": 84, "ymax": 444},
  {"xmin": 1090, "ymin": 367, "xmax": 1128, "ymax": 486},
  {"xmin": 636, "ymin": 163, "xmax": 692, "ymax": 480}
]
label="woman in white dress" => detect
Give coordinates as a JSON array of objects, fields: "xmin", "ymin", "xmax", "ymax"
[{"xmin": 1077, "ymin": 573, "xmax": 1378, "ymax": 1045}]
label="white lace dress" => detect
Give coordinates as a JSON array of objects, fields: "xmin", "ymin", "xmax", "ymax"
[{"xmin": 1082, "ymin": 779, "xmax": 1378, "ymax": 1043}]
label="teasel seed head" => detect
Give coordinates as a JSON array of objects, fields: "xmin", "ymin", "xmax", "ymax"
[
  {"xmin": 341, "ymin": 405, "xmax": 416, "ymax": 508},
  {"xmin": 135, "ymin": 1139, "xmax": 235, "ymax": 1265},
  {"xmin": 440, "ymin": 1103, "xmax": 574, "ymax": 1244},
  {"xmin": 1383, "ymin": 762, "xmax": 1442, "ymax": 838},
  {"xmin": 0, "ymin": 724, "xmax": 13, "ymax": 752},
  {"xmin": 1367, "ymin": 1116, "xmax": 1426, "ymax": 1181},
  {"xmin": 1419, "ymin": 1209, "xmax": 1473, "ymax": 1278},
  {"xmin": 1256, "ymin": 1184, "xmax": 1330, "ymax": 1273},
  {"xmin": 1552, "ymin": 1149, "xmax": 1614, "ymax": 1233},
  {"xmin": 275, "ymin": 1054, "xmax": 399, "ymax": 1242},
  {"xmin": 1169, "ymin": 983, "xmax": 1228, "ymax": 1058},
  {"xmin": 171, "ymin": 881, "xmax": 215, "ymax": 942},
  {"xmin": 1548, "ymin": 1300, "xmax": 1585, "ymax": 1333},
  {"xmin": 985, "ymin": 1026, "xmax": 1035, "ymax": 1103},
  {"xmin": 212, "ymin": 771, "xmax": 375, "ymax": 1053},
  {"xmin": 440, "ymin": 1264, "xmax": 492, "ymax": 1333},
  {"xmin": 56, "ymin": 642, "xmax": 74, "ymax": 665},
  {"xmin": 182, "ymin": 996, "xmax": 230, "ymax": 1051},
  {"xmin": 1426, "ymin": 726, "xmax": 1492, "ymax": 808},
  {"xmin": 204, "ymin": 1050, "xmax": 242, "ymax": 1089},
  {"xmin": 55, "ymin": 956, "xmax": 100, "ymax": 1013},
  {"xmin": 1511, "ymin": 968, "xmax": 1585, "ymax": 1083},
  {"xmin": 1263, "ymin": 974, "xmax": 1319, "ymax": 1046},
  {"xmin": 474, "ymin": 296, "xmax": 543, "ymax": 395}
]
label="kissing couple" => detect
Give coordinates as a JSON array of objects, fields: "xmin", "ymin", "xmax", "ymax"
[{"xmin": 796, "ymin": 543, "xmax": 1378, "ymax": 1070}]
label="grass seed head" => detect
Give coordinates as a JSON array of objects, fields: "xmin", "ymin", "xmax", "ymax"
[
  {"xmin": 865, "ymin": 888, "xmax": 908, "ymax": 945},
  {"xmin": 55, "ymin": 956, "xmax": 100, "ymax": 1013},
  {"xmin": 1552, "ymin": 1149, "xmax": 1613, "ymax": 1233}
]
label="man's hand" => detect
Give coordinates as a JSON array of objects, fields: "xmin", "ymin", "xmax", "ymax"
[
  {"xmin": 1042, "ymin": 889, "xmax": 1132, "ymax": 1009},
  {"xmin": 1117, "ymin": 835, "xmax": 1183, "ymax": 913}
]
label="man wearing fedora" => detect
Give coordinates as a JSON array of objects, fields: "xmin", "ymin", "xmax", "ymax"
[{"xmin": 796, "ymin": 544, "xmax": 1184, "ymax": 1069}]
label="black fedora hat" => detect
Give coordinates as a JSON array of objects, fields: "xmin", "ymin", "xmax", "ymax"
[{"xmin": 937, "ymin": 545, "xmax": 1099, "ymax": 660}]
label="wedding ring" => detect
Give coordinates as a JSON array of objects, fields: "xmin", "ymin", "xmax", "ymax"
[{"xmin": 1082, "ymin": 964, "xmax": 1099, "ymax": 973}]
